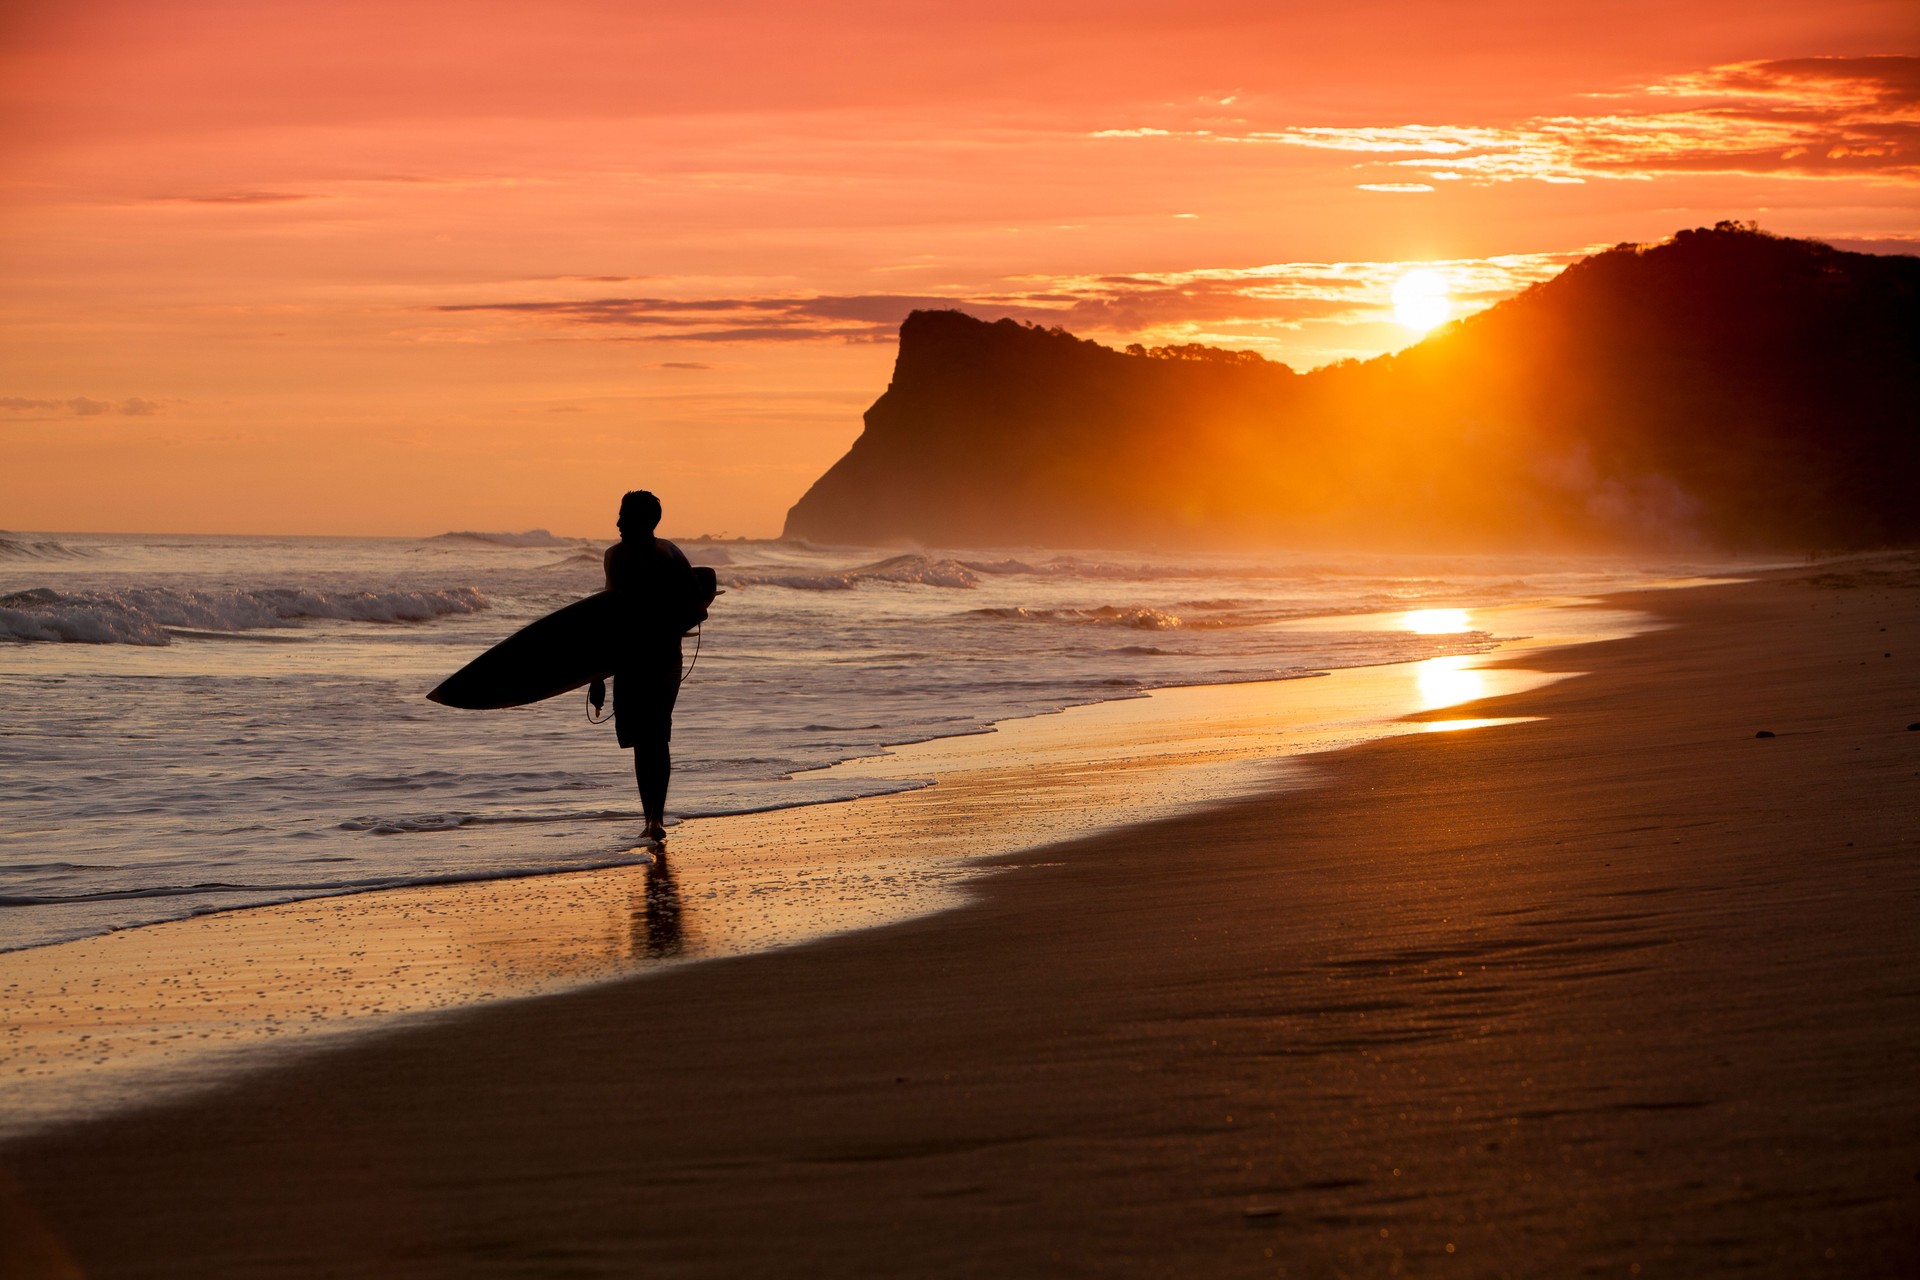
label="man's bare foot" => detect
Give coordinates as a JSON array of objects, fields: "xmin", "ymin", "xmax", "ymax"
[{"xmin": 643, "ymin": 820, "xmax": 667, "ymax": 844}]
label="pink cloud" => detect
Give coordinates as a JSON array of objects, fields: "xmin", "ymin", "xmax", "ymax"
[
  {"xmin": 156, "ymin": 191, "xmax": 315, "ymax": 204},
  {"xmin": 1092, "ymin": 57, "xmax": 1920, "ymax": 187}
]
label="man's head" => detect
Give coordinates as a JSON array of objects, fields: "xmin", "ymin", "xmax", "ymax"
[{"xmin": 617, "ymin": 490, "xmax": 662, "ymax": 536}]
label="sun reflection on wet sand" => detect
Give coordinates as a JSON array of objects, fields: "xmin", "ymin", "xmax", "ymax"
[
  {"xmin": 1417, "ymin": 653, "xmax": 1488, "ymax": 709},
  {"xmin": 0, "ymin": 599, "xmax": 1648, "ymax": 1139}
]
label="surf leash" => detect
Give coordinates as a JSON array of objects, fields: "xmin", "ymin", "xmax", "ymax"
[
  {"xmin": 680, "ymin": 624, "xmax": 702, "ymax": 686},
  {"xmin": 586, "ymin": 678, "xmax": 613, "ymax": 724},
  {"xmin": 587, "ymin": 624, "xmax": 702, "ymax": 721}
]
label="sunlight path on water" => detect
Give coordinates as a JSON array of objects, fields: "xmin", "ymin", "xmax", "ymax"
[{"xmin": 0, "ymin": 598, "xmax": 1653, "ymax": 1139}]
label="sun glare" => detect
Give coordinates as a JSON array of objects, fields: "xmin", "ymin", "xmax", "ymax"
[
  {"xmin": 1403, "ymin": 607, "xmax": 1471, "ymax": 634},
  {"xmin": 1392, "ymin": 268, "xmax": 1452, "ymax": 333}
]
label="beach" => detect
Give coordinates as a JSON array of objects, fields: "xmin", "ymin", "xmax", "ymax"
[{"xmin": 3, "ymin": 558, "xmax": 1916, "ymax": 1276}]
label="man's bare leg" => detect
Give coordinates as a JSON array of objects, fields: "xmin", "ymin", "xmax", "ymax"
[{"xmin": 633, "ymin": 743, "xmax": 671, "ymax": 842}]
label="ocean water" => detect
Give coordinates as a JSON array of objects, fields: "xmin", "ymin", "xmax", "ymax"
[{"xmin": 1, "ymin": 530, "xmax": 1723, "ymax": 953}]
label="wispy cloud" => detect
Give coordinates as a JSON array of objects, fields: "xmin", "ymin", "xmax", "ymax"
[
  {"xmin": 433, "ymin": 294, "xmax": 974, "ymax": 343},
  {"xmin": 1817, "ymin": 233, "xmax": 1920, "ymax": 254},
  {"xmin": 152, "ymin": 191, "xmax": 315, "ymax": 204},
  {"xmin": 431, "ymin": 250, "xmax": 1584, "ymax": 354},
  {"xmin": 1010, "ymin": 252, "xmax": 1583, "ymax": 338},
  {"xmin": 1091, "ymin": 56, "xmax": 1919, "ymax": 188},
  {"xmin": 0, "ymin": 396, "xmax": 163, "ymax": 417}
]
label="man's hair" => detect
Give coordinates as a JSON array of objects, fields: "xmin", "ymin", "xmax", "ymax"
[{"xmin": 618, "ymin": 490, "xmax": 662, "ymax": 532}]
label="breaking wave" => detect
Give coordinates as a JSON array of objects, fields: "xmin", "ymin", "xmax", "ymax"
[
  {"xmin": 967, "ymin": 604, "xmax": 1258, "ymax": 630},
  {"xmin": 428, "ymin": 529, "xmax": 580, "ymax": 548},
  {"xmin": 543, "ymin": 545, "xmax": 732, "ymax": 572},
  {"xmin": 0, "ymin": 585, "xmax": 488, "ymax": 645},
  {"xmin": 958, "ymin": 556, "xmax": 1274, "ymax": 581},
  {"xmin": 0, "ymin": 535, "xmax": 93, "ymax": 561},
  {"xmin": 725, "ymin": 553, "xmax": 978, "ymax": 591}
]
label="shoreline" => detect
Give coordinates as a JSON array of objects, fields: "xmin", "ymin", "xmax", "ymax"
[
  {"xmin": 0, "ymin": 593, "xmax": 1654, "ymax": 1142},
  {"xmin": 0, "ymin": 594, "xmax": 1651, "ymax": 1143},
  {"xmin": 0, "ymin": 542, "xmax": 1732, "ymax": 955},
  {"xmin": 5, "ymin": 557, "xmax": 1916, "ymax": 1275}
]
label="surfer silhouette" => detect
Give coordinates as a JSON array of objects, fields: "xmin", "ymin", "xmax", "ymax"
[{"xmin": 592, "ymin": 490, "xmax": 700, "ymax": 845}]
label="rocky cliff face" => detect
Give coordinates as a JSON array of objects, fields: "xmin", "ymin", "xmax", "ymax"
[{"xmin": 783, "ymin": 227, "xmax": 1919, "ymax": 551}]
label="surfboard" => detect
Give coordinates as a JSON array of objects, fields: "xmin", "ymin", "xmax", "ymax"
[
  {"xmin": 427, "ymin": 568, "xmax": 718, "ymax": 710},
  {"xmin": 427, "ymin": 591, "xmax": 625, "ymax": 709}
]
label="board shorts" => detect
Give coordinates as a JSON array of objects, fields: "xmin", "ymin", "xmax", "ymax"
[{"xmin": 613, "ymin": 647, "xmax": 682, "ymax": 749}]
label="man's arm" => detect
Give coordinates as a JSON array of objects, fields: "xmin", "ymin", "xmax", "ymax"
[{"xmin": 591, "ymin": 544, "xmax": 613, "ymax": 713}]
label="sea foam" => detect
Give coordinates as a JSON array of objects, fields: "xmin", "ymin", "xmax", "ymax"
[{"xmin": 0, "ymin": 585, "xmax": 488, "ymax": 645}]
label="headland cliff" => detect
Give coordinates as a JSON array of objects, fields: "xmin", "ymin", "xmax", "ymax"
[{"xmin": 784, "ymin": 225, "xmax": 1918, "ymax": 551}]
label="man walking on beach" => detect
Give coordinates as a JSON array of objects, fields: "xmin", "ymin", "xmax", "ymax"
[{"xmin": 593, "ymin": 490, "xmax": 701, "ymax": 844}]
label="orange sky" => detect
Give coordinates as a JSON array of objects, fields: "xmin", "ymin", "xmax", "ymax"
[{"xmin": 3, "ymin": 1, "xmax": 1915, "ymax": 537}]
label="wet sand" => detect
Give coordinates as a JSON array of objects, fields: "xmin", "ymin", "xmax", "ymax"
[
  {"xmin": 0, "ymin": 598, "xmax": 1621, "ymax": 1140},
  {"xmin": 4, "ymin": 560, "xmax": 1918, "ymax": 1277}
]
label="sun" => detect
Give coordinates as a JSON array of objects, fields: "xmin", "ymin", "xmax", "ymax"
[{"xmin": 1392, "ymin": 268, "xmax": 1452, "ymax": 333}]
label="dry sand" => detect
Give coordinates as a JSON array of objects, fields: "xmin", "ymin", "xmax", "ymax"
[{"xmin": 4, "ymin": 559, "xmax": 1917, "ymax": 1278}]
